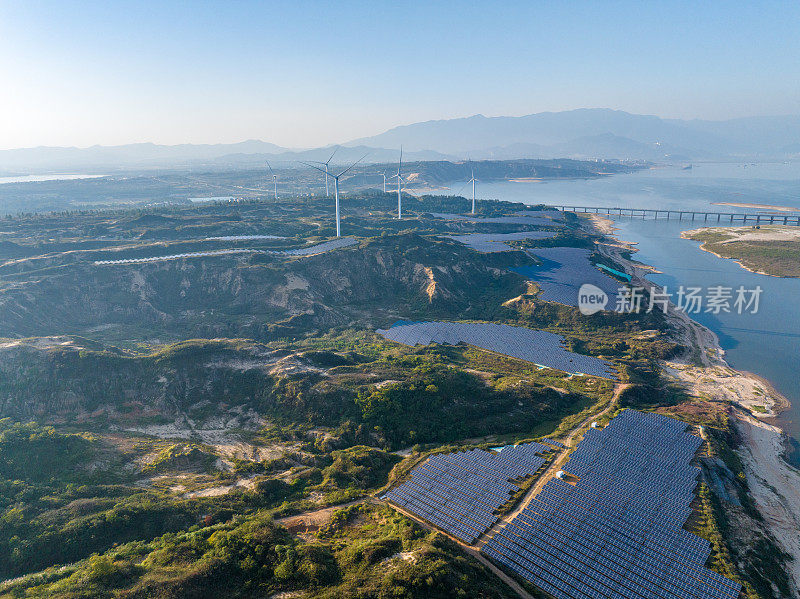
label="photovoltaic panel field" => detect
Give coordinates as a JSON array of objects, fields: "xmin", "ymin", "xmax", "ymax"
[
  {"xmin": 430, "ymin": 212, "xmax": 566, "ymax": 227},
  {"xmin": 383, "ymin": 442, "xmax": 551, "ymax": 543},
  {"xmin": 376, "ymin": 321, "xmax": 618, "ymax": 379},
  {"xmin": 512, "ymin": 247, "xmax": 621, "ymax": 307},
  {"xmin": 94, "ymin": 237, "xmax": 358, "ymax": 265},
  {"xmin": 482, "ymin": 410, "xmax": 742, "ymax": 599},
  {"xmin": 447, "ymin": 231, "xmax": 559, "ymax": 253},
  {"xmin": 205, "ymin": 234, "xmax": 286, "ymax": 241},
  {"xmin": 277, "ymin": 236, "xmax": 359, "ymax": 256}
]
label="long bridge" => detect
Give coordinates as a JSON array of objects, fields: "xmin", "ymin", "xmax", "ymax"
[{"xmin": 553, "ymin": 205, "xmax": 800, "ymax": 225}]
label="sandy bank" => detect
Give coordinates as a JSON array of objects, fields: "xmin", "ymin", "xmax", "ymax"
[
  {"xmin": 712, "ymin": 202, "xmax": 800, "ymax": 212},
  {"xmin": 681, "ymin": 225, "xmax": 800, "ymax": 278}
]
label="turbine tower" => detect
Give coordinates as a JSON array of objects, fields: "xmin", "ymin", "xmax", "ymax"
[
  {"xmin": 267, "ymin": 161, "xmax": 278, "ymax": 200},
  {"xmin": 381, "ymin": 170, "xmax": 387, "ymax": 193},
  {"xmin": 319, "ymin": 146, "xmax": 339, "ymax": 197},
  {"xmin": 389, "ymin": 148, "xmax": 404, "ymax": 219},
  {"xmin": 302, "ymin": 153, "xmax": 369, "ymax": 237},
  {"xmin": 468, "ymin": 168, "xmax": 478, "ymax": 214}
]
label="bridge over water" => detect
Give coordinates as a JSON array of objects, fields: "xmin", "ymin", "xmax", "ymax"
[{"xmin": 553, "ymin": 205, "xmax": 800, "ymax": 225}]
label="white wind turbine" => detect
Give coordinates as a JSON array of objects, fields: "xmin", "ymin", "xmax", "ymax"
[
  {"xmin": 467, "ymin": 167, "xmax": 478, "ymax": 214},
  {"xmin": 315, "ymin": 146, "xmax": 339, "ymax": 197},
  {"xmin": 388, "ymin": 147, "xmax": 405, "ymax": 219},
  {"xmin": 302, "ymin": 152, "xmax": 369, "ymax": 237},
  {"xmin": 381, "ymin": 170, "xmax": 388, "ymax": 193},
  {"xmin": 266, "ymin": 161, "xmax": 278, "ymax": 200}
]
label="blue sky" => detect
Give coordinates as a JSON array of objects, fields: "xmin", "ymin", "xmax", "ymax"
[{"xmin": 1, "ymin": 0, "xmax": 798, "ymax": 149}]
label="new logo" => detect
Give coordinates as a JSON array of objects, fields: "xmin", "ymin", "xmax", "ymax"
[{"xmin": 578, "ymin": 284, "xmax": 608, "ymax": 315}]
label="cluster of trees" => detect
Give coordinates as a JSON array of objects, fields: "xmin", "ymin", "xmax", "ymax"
[{"xmin": 2, "ymin": 503, "xmax": 516, "ymax": 598}]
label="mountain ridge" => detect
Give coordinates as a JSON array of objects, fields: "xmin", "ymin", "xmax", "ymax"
[{"xmin": 3, "ymin": 109, "xmax": 800, "ymax": 172}]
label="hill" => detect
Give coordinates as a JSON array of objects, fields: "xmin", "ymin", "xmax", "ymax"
[{"xmin": 347, "ymin": 109, "xmax": 800, "ymax": 160}]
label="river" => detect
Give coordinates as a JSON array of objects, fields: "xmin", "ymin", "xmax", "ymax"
[{"xmin": 428, "ymin": 162, "xmax": 800, "ymax": 440}]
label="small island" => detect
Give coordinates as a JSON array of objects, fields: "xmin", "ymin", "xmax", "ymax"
[{"xmin": 683, "ymin": 225, "xmax": 800, "ymax": 277}]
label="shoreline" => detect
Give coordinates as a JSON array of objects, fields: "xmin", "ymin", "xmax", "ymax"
[
  {"xmin": 680, "ymin": 227, "xmax": 798, "ymax": 278},
  {"xmin": 587, "ymin": 213, "xmax": 800, "ymax": 589},
  {"xmin": 588, "ymin": 214, "xmax": 791, "ymax": 417}
]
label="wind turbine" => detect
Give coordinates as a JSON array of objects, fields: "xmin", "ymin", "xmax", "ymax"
[
  {"xmin": 302, "ymin": 152, "xmax": 369, "ymax": 237},
  {"xmin": 315, "ymin": 146, "xmax": 339, "ymax": 197},
  {"xmin": 389, "ymin": 148, "xmax": 404, "ymax": 219},
  {"xmin": 266, "ymin": 161, "xmax": 278, "ymax": 200},
  {"xmin": 468, "ymin": 167, "xmax": 478, "ymax": 214},
  {"xmin": 381, "ymin": 170, "xmax": 387, "ymax": 193}
]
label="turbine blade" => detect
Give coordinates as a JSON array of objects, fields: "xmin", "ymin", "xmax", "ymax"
[
  {"xmin": 300, "ymin": 161, "xmax": 329, "ymax": 175},
  {"xmin": 266, "ymin": 161, "xmax": 275, "ymax": 176},
  {"xmin": 326, "ymin": 145, "xmax": 340, "ymax": 165},
  {"xmin": 336, "ymin": 152, "xmax": 370, "ymax": 178}
]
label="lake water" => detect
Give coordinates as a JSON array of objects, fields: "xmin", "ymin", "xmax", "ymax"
[
  {"xmin": 0, "ymin": 174, "xmax": 106, "ymax": 185},
  {"xmin": 430, "ymin": 162, "xmax": 800, "ymax": 439}
]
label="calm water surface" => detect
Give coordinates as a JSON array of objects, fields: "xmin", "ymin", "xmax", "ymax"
[{"xmin": 0, "ymin": 174, "xmax": 106, "ymax": 184}]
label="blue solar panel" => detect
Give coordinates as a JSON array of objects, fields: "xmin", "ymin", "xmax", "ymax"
[
  {"xmin": 376, "ymin": 321, "xmax": 618, "ymax": 379},
  {"xmin": 447, "ymin": 231, "xmax": 559, "ymax": 252},
  {"xmin": 94, "ymin": 237, "xmax": 358, "ymax": 265},
  {"xmin": 430, "ymin": 212, "xmax": 567, "ymax": 227},
  {"xmin": 512, "ymin": 247, "xmax": 621, "ymax": 308},
  {"xmin": 384, "ymin": 442, "xmax": 551, "ymax": 543},
  {"xmin": 480, "ymin": 409, "xmax": 741, "ymax": 599},
  {"xmin": 274, "ymin": 236, "xmax": 358, "ymax": 256}
]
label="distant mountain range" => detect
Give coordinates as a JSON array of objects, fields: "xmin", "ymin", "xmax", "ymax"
[
  {"xmin": 3, "ymin": 109, "xmax": 799, "ymax": 173},
  {"xmin": 346, "ymin": 109, "xmax": 800, "ymax": 160},
  {"xmin": 0, "ymin": 141, "xmax": 449, "ymax": 174}
]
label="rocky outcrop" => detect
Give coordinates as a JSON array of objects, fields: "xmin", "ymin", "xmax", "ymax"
[{"xmin": 0, "ymin": 234, "xmax": 528, "ymax": 341}]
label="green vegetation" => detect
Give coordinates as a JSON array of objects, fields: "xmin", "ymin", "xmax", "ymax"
[
  {"xmin": 684, "ymin": 226, "xmax": 800, "ymax": 277},
  {"xmin": 0, "ymin": 504, "xmax": 518, "ymax": 598}
]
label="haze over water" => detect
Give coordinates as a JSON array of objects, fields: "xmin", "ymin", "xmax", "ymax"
[{"xmin": 433, "ymin": 162, "xmax": 800, "ymax": 440}]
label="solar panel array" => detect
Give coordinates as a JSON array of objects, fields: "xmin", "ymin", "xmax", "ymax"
[
  {"xmin": 448, "ymin": 231, "xmax": 558, "ymax": 253},
  {"xmin": 94, "ymin": 237, "xmax": 358, "ymax": 265},
  {"xmin": 276, "ymin": 236, "xmax": 358, "ymax": 256},
  {"xmin": 430, "ymin": 212, "xmax": 566, "ymax": 227},
  {"xmin": 543, "ymin": 438, "xmax": 566, "ymax": 448},
  {"xmin": 482, "ymin": 410, "xmax": 741, "ymax": 599},
  {"xmin": 512, "ymin": 247, "xmax": 621, "ymax": 307},
  {"xmin": 384, "ymin": 442, "xmax": 551, "ymax": 543},
  {"xmin": 514, "ymin": 210, "xmax": 567, "ymax": 220},
  {"xmin": 205, "ymin": 234, "xmax": 285, "ymax": 241},
  {"xmin": 376, "ymin": 321, "xmax": 617, "ymax": 379},
  {"xmin": 94, "ymin": 248, "xmax": 265, "ymax": 265}
]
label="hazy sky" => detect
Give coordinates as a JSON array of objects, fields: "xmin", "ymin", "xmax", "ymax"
[{"xmin": 1, "ymin": 0, "xmax": 799, "ymax": 150}]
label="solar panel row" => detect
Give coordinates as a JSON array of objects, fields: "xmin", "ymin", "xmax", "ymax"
[
  {"xmin": 482, "ymin": 409, "xmax": 741, "ymax": 599},
  {"xmin": 94, "ymin": 237, "xmax": 358, "ymax": 265},
  {"xmin": 511, "ymin": 247, "xmax": 621, "ymax": 308},
  {"xmin": 543, "ymin": 438, "xmax": 566, "ymax": 448},
  {"xmin": 430, "ymin": 212, "xmax": 567, "ymax": 227},
  {"xmin": 276, "ymin": 236, "xmax": 359, "ymax": 256},
  {"xmin": 447, "ymin": 231, "xmax": 558, "ymax": 252},
  {"xmin": 385, "ymin": 442, "xmax": 551, "ymax": 544},
  {"xmin": 94, "ymin": 248, "xmax": 266, "ymax": 265},
  {"xmin": 375, "ymin": 321, "xmax": 618, "ymax": 379}
]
